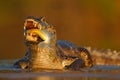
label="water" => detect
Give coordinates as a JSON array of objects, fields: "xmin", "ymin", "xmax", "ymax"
[{"xmin": 0, "ymin": 60, "xmax": 120, "ymax": 80}]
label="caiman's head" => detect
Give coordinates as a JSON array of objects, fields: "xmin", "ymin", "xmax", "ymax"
[{"xmin": 24, "ymin": 16, "xmax": 56, "ymax": 47}]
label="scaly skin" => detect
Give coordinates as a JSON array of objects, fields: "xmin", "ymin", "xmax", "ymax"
[
  {"xmin": 86, "ymin": 47, "xmax": 120, "ymax": 66},
  {"xmin": 14, "ymin": 16, "xmax": 93, "ymax": 70}
]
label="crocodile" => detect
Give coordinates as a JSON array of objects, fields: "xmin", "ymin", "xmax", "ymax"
[{"xmin": 14, "ymin": 16, "xmax": 93, "ymax": 70}]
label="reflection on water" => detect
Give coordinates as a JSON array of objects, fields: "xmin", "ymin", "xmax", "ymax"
[{"xmin": 0, "ymin": 60, "xmax": 120, "ymax": 80}]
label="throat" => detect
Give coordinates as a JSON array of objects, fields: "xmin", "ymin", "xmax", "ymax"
[{"xmin": 28, "ymin": 44, "xmax": 63, "ymax": 69}]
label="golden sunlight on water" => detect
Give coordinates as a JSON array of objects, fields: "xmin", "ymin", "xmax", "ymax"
[{"xmin": 0, "ymin": 60, "xmax": 120, "ymax": 80}]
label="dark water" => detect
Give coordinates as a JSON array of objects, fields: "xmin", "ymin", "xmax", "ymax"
[{"xmin": 0, "ymin": 60, "xmax": 120, "ymax": 80}]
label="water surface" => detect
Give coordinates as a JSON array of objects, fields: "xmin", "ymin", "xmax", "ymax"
[{"xmin": 0, "ymin": 60, "xmax": 120, "ymax": 80}]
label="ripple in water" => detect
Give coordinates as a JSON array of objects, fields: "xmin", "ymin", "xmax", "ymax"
[{"xmin": 0, "ymin": 60, "xmax": 120, "ymax": 80}]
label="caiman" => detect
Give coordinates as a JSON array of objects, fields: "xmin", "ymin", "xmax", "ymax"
[
  {"xmin": 14, "ymin": 16, "xmax": 120, "ymax": 70},
  {"xmin": 14, "ymin": 16, "xmax": 93, "ymax": 70}
]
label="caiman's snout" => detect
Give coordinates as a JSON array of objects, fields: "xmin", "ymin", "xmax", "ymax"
[{"xmin": 24, "ymin": 18, "xmax": 48, "ymax": 44}]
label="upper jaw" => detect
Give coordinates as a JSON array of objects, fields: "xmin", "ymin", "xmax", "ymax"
[{"xmin": 24, "ymin": 19, "xmax": 41, "ymax": 30}]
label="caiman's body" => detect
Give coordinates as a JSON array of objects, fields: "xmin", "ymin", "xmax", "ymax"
[{"xmin": 14, "ymin": 16, "xmax": 93, "ymax": 70}]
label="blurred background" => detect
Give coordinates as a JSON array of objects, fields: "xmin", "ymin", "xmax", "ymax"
[{"xmin": 0, "ymin": 0, "xmax": 120, "ymax": 59}]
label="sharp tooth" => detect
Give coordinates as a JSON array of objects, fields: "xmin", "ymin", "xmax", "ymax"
[
  {"xmin": 38, "ymin": 25, "xmax": 41, "ymax": 30},
  {"xmin": 24, "ymin": 26, "xmax": 26, "ymax": 30},
  {"xmin": 24, "ymin": 32, "xmax": 26, "ymax": 36},
  {"xmin": 34, "ymin": 23, "xmax": 36, "ymax": 27},
  {"xmin": 24, "ymin": 22, "xmax": 26, "ymax": 29}
]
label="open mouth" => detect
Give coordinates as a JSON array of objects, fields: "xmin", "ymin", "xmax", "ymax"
[
  {"xmin": 24, "ymin": 20, "xmax": 46, "ymax": 43},
  {"xmin": 25, "ymin": 20, "xmax": 39, "ymax": 30}
]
